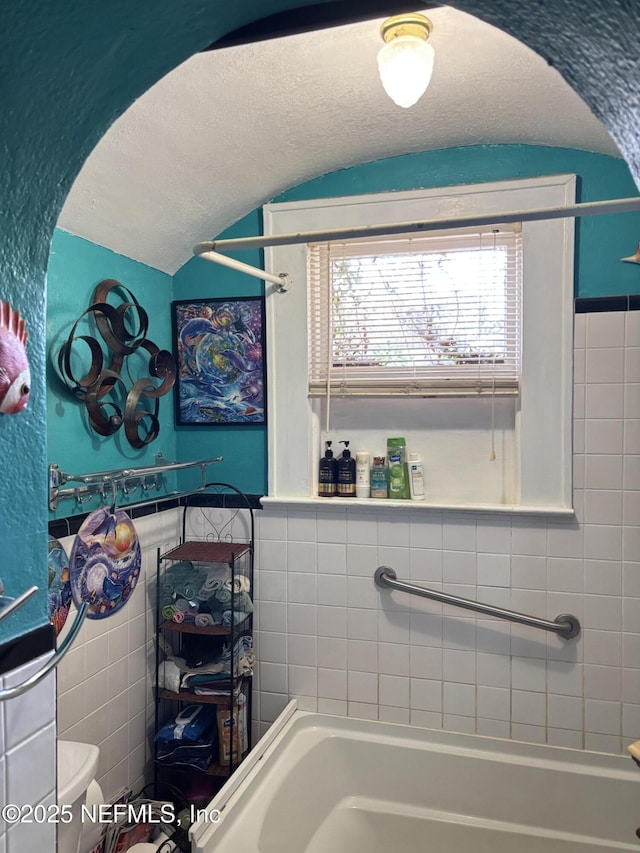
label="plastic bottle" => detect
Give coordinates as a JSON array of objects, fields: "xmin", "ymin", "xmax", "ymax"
[
  {"xmin": 337, "ymin": 440, "xmax": 356, "ymax": 497},
  {"xmin": 370, "ymin": 456, "xmax": 389, "ymax": 498},
  {"xmin": 408, "ymin": 452, "xmax": 425, "ymax": 500},
  {"xmin": 355, "ymin": 451, "xmax": 370, "ymax": 499},
  {"xmin": 318, "ymin": 440, "xmax": 337, "ymax": 497},
  {"xmin": 387, "ymin": 437, "xmax": 410, "ymax": 499}
]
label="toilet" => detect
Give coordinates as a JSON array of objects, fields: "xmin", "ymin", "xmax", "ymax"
[{"xmin": 57, "ymin": 740, "xmax": 101, "ymax": 853}]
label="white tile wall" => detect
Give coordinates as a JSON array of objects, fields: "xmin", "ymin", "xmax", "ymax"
[
  {"xmin": 55, "ymin": 507, "xmax": 181, "ymax": 801},
  {"xmin": 1, "ymin": 309, "xmax": 636, "ymax": 853},
  {"xmin": 0, "ymin": 654, "xmax": 56, "ymax": 852},
  {"xmin": 249, "ymin": 310, "xmax": 640, "ymax": 755}
]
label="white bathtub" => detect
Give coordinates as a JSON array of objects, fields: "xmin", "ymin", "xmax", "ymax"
[{"xmin": 190, "ymin": 702, "xmax": 640, "ymax": 852}]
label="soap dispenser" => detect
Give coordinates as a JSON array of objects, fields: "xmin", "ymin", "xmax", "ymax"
[
  {"xmin": 318, "ymin": 440, "xmax": 338, "ymax": 497},
  {"xmin": 337, "ymin": 440, "xmax": 356, "ymax": 497}
]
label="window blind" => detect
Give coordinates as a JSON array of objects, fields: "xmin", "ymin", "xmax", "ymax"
[{"xmin": 308, "ymin": 226, "xmax": 522, "ymax": 398}]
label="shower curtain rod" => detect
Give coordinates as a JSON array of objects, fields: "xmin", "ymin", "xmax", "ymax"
[
  {"xmin": 194, "ymin": 195, "xmax": 640, "ymax": 254},
  {"xmin": 196, "ymin": 248, "xmax": 291, "ymax": 292}
]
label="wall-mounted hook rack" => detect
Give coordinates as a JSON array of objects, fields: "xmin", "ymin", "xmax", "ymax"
[{"xmin": 48, "ymin": 453, "xmax": 223, "ymax": 511}]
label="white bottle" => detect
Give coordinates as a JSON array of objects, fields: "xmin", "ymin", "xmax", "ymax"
[
  {"xmin": 355, "ymin": 451, "xmax": 370, "ymax": 499},
  {"xmin": 408, "ymin": 452, "xmax": 425, "ymax": 500}
]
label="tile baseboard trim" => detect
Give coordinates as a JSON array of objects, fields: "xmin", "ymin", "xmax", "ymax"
[
  {"xmin": 575, "ymin": 294, "xmax": 640, "ymax": 313},
  {"xmin": 48, "ymin": 492, "xmax": 263, "ymax": 538}
]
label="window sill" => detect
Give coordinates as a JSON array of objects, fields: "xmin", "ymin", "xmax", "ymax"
[{"xmin": 260, "ymin": 496, "xmax": 575, "ymax": 517}]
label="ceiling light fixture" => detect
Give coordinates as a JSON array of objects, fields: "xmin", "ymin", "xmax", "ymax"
[{"xmin": 377, "ymin": 13, "xmax": 435, "ymax": 109}]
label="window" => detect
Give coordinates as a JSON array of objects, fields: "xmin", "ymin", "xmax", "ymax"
[
  {"xmin": 263, "ymin": 176, "xmax": 575, "ymax": 512},
  {"xmin": 308, "ymin": 227, "xmax": 522, "ymax": 398}
]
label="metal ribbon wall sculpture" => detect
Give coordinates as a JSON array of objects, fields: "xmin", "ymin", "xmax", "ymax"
[{"xmin": 57, "ymin": 279, "xmax": 176, "ymax": 448}]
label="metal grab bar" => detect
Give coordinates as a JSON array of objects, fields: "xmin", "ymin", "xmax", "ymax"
[
  {"xmin": 0, "ymin": 603, "xmax": 88, "ymax": 701},
  {"xmin": 374, "ymin": 566, "xmax": 581, "ymax": 640}
]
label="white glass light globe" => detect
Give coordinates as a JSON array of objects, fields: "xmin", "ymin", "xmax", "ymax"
[{"xmin": 377, "ymin": 35, "xmax": 435, "ymax": 109}]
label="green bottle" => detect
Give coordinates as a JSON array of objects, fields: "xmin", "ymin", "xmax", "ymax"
[{"xmin": 387, "ymin": 437, "xmax": 410, "ymax": 499}]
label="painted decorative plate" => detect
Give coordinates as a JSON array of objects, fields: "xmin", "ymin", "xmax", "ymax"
[
  {"xmin": 69, "ymin": 507, "xmax": 141, "ymax": 619},
  {"xmin": 47, "ymin": 535, "xmax": 72, "ymax": 635}
]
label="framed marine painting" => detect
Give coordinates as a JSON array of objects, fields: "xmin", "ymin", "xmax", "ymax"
[{"xmin": 172, "ymin": 297, "xmax": 267, "ymax": 426}]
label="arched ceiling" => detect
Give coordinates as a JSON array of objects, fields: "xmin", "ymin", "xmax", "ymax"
[{"xmin": 57, "ymin": 5, "xmax": 620, "ymax": 275}]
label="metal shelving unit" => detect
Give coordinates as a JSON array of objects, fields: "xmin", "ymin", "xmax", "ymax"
[{"xmin": 154, "ymin": 484, "xmax": 255, "ymax": 790}]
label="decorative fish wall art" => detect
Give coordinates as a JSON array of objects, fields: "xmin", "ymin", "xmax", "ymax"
[
  {"xmin": 621, "ymin": 243, "xmax": 640, "ymax": 265},
  {"xmin": 0, "ymin": 301, "xmax": 30, "ymax": 414}
]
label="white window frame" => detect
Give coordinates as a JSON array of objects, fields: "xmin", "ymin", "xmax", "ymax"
[{"xmin": 263, "ymin": 175, "xmax": 575, "ymax": 513}]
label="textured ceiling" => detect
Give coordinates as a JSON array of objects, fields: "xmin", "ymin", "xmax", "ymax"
[{"xmin": 57, "ymin": 5, "xmax": 620, "ymax": 274}]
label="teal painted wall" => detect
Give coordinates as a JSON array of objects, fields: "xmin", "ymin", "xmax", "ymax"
[
  {"xmin": 47, "ymin": 229, "xmax": 176, "ymax": 519},
  {"xmin": 45, "ymin": 148, "xmax": 639, "ymax": 511},
  {"xmin": 0, "ymin": 0, "xmax": 323, "ymax": 645},
  {"xmin": 2, "ymin": 0, "xmax": 639, "ymax": 645},
  {"xmin": 170, "ymin": 145, "xmax": 640, "ymax": 497}
]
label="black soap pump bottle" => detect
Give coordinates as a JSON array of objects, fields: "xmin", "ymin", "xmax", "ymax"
[
  {"xmin": 337, "ymin": 440, "xmax": 356, "ymax": 497},
  {"xmin": 318, "ymin": 440, "xmax": 338, "ymax": 497}
]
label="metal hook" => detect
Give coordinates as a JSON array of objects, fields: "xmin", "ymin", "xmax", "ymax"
[{"xmin": 121, "ymin": 478, "xmax": 138, "ymax": 496}]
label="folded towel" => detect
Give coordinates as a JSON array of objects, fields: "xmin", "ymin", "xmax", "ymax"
[
  {"xmin": 222, "ymin": 575, "xmax": 251, "ymax": 594},
  {"xmin": 213, "ymin": 587, "xmax": 232, "ymax": 605},
  {"xmin": 195, "ymin": 612, "xmax": 215, "ymax": 628},
  {"xmin": 222, "ymin": 610, "xmax": 247, "ymax": 626},
  {"xmin": 162, "ymin": 604, "xmax": 177, "ymax": 621},
  {"xmin": 172, "ymin": 610, "xmax": 184, "ymax": 624},
  {"xmin": 163, "ymin": 561, "xmax": 209, "ymax": 601},
  {"xmin": 163, "ymin": 561, "xmax": 195, "ymax": 594},
  {"xmin": 174, "ymin": 597, "xmax": 192, "ymax": 613},
  {"xmin": 181, "ymin": 571, "xmax": 206, "ymax": 601},
  {"xmin": 198, "ymin": 563, "xmax": 230, "ymax": 591},
  {"xmin": 232, "ymin": 590, "xmax": 254, "ymax": 615},
  {"xmin": 196, "ymin": 576, "xmax": 224, "ymax": 600}
]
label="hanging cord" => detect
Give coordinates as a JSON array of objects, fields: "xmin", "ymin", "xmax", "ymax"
[
  {"xmin": 489, "ymin": 372, "xmax": 497, "ymax": 461},
  {"xmin": 488, "ymin": 229, "xmax": 499, "ymax": 462},
  {"xmin": 325, "ymin": 241, "xmax": 335, "ymax": 433}
]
